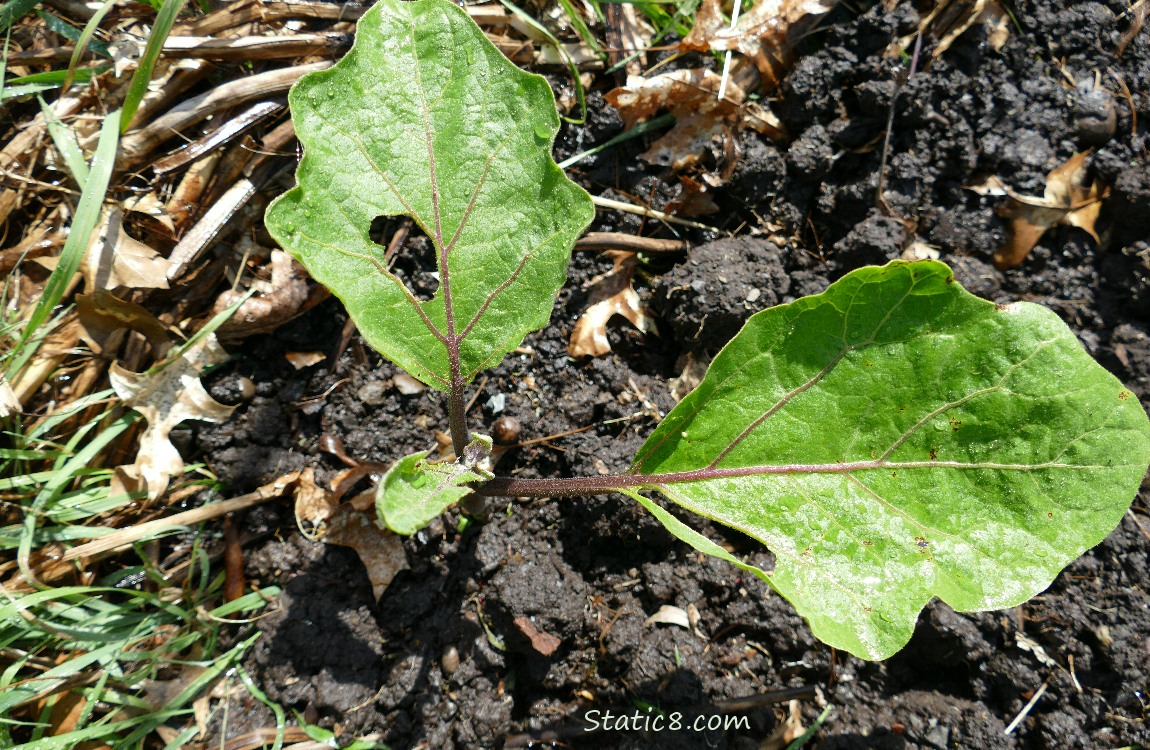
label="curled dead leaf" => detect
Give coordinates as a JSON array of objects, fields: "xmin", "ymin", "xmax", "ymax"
[
  {"xmin": 606, "ymin": 69, "xmax": 783, "ymax": 171},
  {"xmin": 212, "ymin": 250, "xmax": 310, "ymax": 339},
  {"xmin": 569, "ymin": 251, "xmax": 656, "ymax": 357},
  {"xmin": 984, "ymin": 151, "xmax": 1107, "ymax": 269},
  {"xmin": 326, "ymin": 509, "xmax": 409, "ymax": 601},
  {"xmin": 76, "ymin": 289, "xmax": 171, "ymax": 356},
  {"xmin": 109, "ymin": 334, "xmax": 235, "ymax": 501},
  {"xmin": 83, "ymin": 207, "xmax": 171, "ymax": 291},
  {"xmin": 293, "ymin": 467, "xmax": 408, "ymax": 600},
  {"xmin": 682, "ymin": 0, "xmax": 839, "ymax": 87}
]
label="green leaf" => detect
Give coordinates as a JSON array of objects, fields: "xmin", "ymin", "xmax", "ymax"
[
  {"xmin": 378, "ymin": 434, "xmax": 493, "ymax": 534},
  {"xmin": 265, "ymin": 0, "xmax": 594, "ymax": 390},
  {"xmin": 633, "ymin": 260, "xmax": 1150, "ymax": 660}
]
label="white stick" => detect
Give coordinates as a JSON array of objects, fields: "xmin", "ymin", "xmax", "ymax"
[{"xmin": 717, "ymin": 0, "xmax": 743, "ymax": 101}]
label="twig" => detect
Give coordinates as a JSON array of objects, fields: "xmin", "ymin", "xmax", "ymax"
[
  {"xmin": 1004, "ymin": 676, "xmax": 1050, "ymax": 735},
  {"xmin": 159, "ymin": 32, "xmax": 352, "ymax": 61},
  {"xmin": 575, "ymin": 232, "xmax": 689, "ymax": 253},
  {"xmin": 591, "ymin": 195, "xmax": 716, "ymax": 231},
  {"xmin": 59, "ymin": 472, "xmax": 301, "ymax": 566},
  {"xmin": 119, "ymin": 62, "xmax": 329, "ymax": 167},
  {"xmin": 152, "ymin": 100, "xmax": 282, "ymax": 175}
]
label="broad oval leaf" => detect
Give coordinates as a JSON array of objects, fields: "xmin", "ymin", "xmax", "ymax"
[
  {"xmin": 265, "ymin": 0, "xmax": 594, "ymax": 390},
  {"xmin": 633, "ymin": 261, "xmax": 1150, "ymax": 660}
]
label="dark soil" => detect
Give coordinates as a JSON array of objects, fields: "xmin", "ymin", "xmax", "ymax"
[{"xmin": 194, "ymin": 0, "xmax": 1150, "ymax": 747}]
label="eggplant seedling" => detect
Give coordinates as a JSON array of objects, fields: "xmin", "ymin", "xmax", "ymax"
[{"xmin": 265, "ymin": 0, "xmax": 1150, "ymax": 659}]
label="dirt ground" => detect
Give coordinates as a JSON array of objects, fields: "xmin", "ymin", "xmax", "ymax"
[{"xmin": 193, "ymin": 0, "xmax": 1150, "ymax": 747}]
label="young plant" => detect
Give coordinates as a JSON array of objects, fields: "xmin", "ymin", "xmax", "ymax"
[{"xmin": 265, "ymin": 0, "xmax": 1150, "ymax": 660}]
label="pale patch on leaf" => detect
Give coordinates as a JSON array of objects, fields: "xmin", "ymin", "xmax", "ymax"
[
  {"xmin": 988, "ymin": 152, "xmax": 1107, "ymax": 269},
  {"xmin": 606, "ymin": 69, "xmax": 782, "ymax": 171},
  {"xmin": 681, "ymin": 0, "xmax": 839, "ymax": 87},
  {"xmin": 110, "ymin": 334, "xmax": 235, "ymax": 500},
  {"xmin": 569, "ymin": 251, "xmax": 655, "ymax": 357},
  {"xmin": 83, "ymin": 207, "xmax": 172, "ymax": 291}
]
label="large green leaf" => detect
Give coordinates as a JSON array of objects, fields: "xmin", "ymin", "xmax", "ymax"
[
  {"xmin": 265, "ymin": 0, "xmax": 594, "ymax": 390},
  {"xmin": 633, "ymin": 261, "xmax": 1150, "ymax": 660}
]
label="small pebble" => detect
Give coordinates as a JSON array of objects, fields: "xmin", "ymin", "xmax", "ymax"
[
  {"xmin": 357, "ymin": 381, "xmax": 388, "ymax": 406},
  {"xmin": 238, "ymin": 376, "xmax": 256, "ymax": 400},
  {"xmin": 441, "ymin": 645, "xmax": 460, "ymax": 675}
]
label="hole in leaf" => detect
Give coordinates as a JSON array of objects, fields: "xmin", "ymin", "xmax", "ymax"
[{"xmin": 370, "ymin": 215, "xmax": 439, "ymax": 302}]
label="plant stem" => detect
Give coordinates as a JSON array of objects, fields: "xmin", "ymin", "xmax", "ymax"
[
  {"xmin": 446, "ymin": 359, "xmax": 468, "ymax": 457},
  {"xmin": 479, "ymin": 457, "xmax": 1035, "ymax": 497}
]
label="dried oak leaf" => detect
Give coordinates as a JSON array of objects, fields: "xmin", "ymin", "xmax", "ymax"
[
  {"xmin": 975, "ymin": 152, "xmax": 1107, "ymax": 269},
  {"xmin": 605, "ymin": 69, "xmax": 781, "ymax": 171},
  {"xmin": 83, "ymin": 207, "xmax": 171, "ymax": 291},
  {"xmin": 569, "ymin": 251, "xmax": 655, "ymax": 358},
  {"xmin": 682, "ymin": 0, "xmax": 839, "ymax": 87},
  {"xmin": 292, "ymin": 468, "xmax": 408, "ymax": 601},
  {"xmin": 76, "ymin": 289, "xmax": 171, "ymax": 356},
  {"xmin": 110, "ymin": 334, "xmax": 235, "ymax": 500}
]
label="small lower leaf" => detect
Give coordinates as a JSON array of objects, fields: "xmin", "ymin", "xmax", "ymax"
[
  {"xmin": 633, "ymin": 260, "xmax": 1150, "ymax": 660},
  {"xmin": 377, "ymin": 435, "xmax": 492, "ymax": 534}
]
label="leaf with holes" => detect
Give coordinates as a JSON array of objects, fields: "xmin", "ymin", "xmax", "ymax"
[
  {"xmin": 264, "ymin": 0, "xmax": 593, "ymax": 391},
  {"xmin": 629, "ymin": 261, "xmax": 1150, "ymax": 659}
]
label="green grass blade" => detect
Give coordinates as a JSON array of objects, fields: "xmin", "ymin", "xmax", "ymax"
[
  {"xmin": 35, "ymin": 10, "xmax": 110, "ymax": 56},
  {"xmin": 498, "ymin": 0, "xmax": 587, "ymax": 123},
  {"xmin": 62, "ymin": 0, "xmax": 116, "ymax": 94},
  {"xmin": 0, "ymin": 0, "xmax": 39, "ymax": 32},
  {"xmin": 38, "ymin": 96, "xmax": 89, "ymax": 187},
  {"xmin": 10, "ymin": 109, "xmax": 121, "ymax": 376},
  {"xmin": 120, "ymin": 0, "xmax": 185, "ymax": 132}
]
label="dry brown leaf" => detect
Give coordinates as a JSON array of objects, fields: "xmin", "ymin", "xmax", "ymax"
[
  {"xmin": 0, "ymin": 372, "xmax": 21, "ymax": 418},
  {"xmin": 644, "ymin": 604, "xmax": 692, "ymax": 629},
  {"xmin": 83, "ymin": 207, "xmax": 172, "ymax": 291},
  {"xmin": 618, "ymin": 3, "xmax": 655, "ymax": 75},
  {"xmin": 569, "ymin": 251, "xmax": 655, "ymax": 357},
  {"xmin": 761, "ymin": 700, "xmax": 806, "ymax": 750},
  {"xmin": 292, "ymin": 468, "xmax": 408, "ymax": 600},
  {"xmin": 121, "ymin": 192, "xmax": 175, "ymax": 233},
  {"xmin": 682, "ymin": 0, "xmax": 839, "ymax": 87},
  {"xmin": 76, "ymin": 289, "xmax": 171, "ymax": 356},
  {"xmin": 326, "ymin": 509, "xmax": 409, "ymax": 601},
  {"xmin": 990, "ymin": 151, "xmax": 1107, "ymax": 269},
  {"xmin": 294, "ymin": 467, "xmax": 339, "ymax": 539},
  {"xmin": 212, "ymin": 250, "xmax": 309, "ymax": 339},
  {"xmin": 110, "ymin": 334, "xmax": 235, "ymax": 500},
  {"xmin": 669, "ymin": 351, "xmax": 710, "ymax": 402},
  {"xmin": 606, "ymin": 69, "xmax": 782, "ymax": 171}
]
